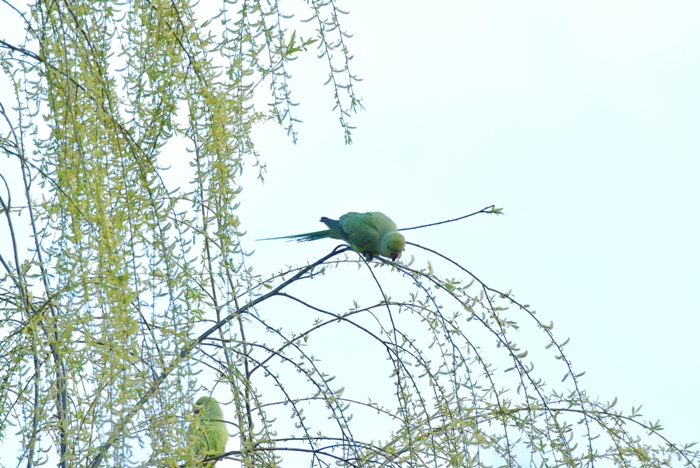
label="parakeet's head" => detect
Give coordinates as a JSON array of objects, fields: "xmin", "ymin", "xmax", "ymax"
[
  {"xmin": 193, "ymin": 396, "xmax": 223, "ymax": 420},
  {"xmin": 381, "ymin": 232, "xmax": 406, "ymax": 261}
]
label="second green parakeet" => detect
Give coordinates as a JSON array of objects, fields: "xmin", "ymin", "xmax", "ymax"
[{"xmin": 186, "ymin": 396, "xmax": 228, "ymax": 467}]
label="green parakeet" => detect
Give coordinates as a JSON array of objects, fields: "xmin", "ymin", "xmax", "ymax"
[
  {"xmin": 186, "ymin": 396, "xmax": 228, "ymax": 467},
  {"xmin": 262, "ymin": 211, "xmax": 406, "ymax": 261}
]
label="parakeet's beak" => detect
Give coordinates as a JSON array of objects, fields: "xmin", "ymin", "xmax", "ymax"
[{"xmin": 391, "ymin": 252, "xmax": 400, "ymax": 262}]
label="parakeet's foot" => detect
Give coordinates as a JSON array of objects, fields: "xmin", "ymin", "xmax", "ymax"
[{"xmin": 363, "ymin": 252, "xmax": 374, "ymax": 261}]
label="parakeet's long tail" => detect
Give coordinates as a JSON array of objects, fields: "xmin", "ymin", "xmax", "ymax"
[{"xmin": 257, "ymin": 230, "xmax": 334, "ymax": 242}]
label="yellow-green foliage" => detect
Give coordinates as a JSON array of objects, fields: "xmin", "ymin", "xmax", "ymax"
[{"xmin": 0, "ymin": 0, "xmax": 358, "ymax": 466}]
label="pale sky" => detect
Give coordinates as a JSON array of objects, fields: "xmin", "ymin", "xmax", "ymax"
[
  {"xmin": 1, "ymin": 0, "xmax": 698, "ymax": 461},
  {"xmin": 242, "ymin": 0, "xmax": 700, "ymax": 444}
]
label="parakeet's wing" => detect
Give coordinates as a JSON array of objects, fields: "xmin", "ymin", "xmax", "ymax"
[{"xmin": 338, "ymin": 212, "xmax": 381, "ymax": 253}]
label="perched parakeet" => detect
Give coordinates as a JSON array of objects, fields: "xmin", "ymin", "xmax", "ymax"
[
  {"xmin": 186, "ymin": 396, "xmax": 228, "ymax": 467},
  {"xmin": 262, "ymin": 211, "xmax": 405, "ymax": 261}
]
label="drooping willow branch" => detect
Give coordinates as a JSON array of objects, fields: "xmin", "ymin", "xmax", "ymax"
[{"xmin": 89, "ymin": 245, "xmax": 351, "ymax": 468}]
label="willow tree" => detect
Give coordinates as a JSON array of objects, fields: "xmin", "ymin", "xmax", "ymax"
[{"xmin": 0, "ymin": 1, "xmax": 697, "ymax": 468}]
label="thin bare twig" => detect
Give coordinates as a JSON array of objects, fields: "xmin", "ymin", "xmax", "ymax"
[{"xmin": 398, "ymin": 205, "xmax": 502, "ymax": 232}]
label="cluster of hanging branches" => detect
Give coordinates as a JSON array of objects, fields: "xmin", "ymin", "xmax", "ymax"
[{"xmin": 0, "ymin": 1, "xmax": 697, "ymax": 467}]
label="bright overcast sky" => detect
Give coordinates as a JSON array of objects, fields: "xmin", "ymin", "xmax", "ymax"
[
  {"xmin": 241, "ymin": 1, "xmax": 700, "ymax": 444},
  {"xmin": 1, "ymin": 0, "xmax": 698, "ymax": 458}
]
